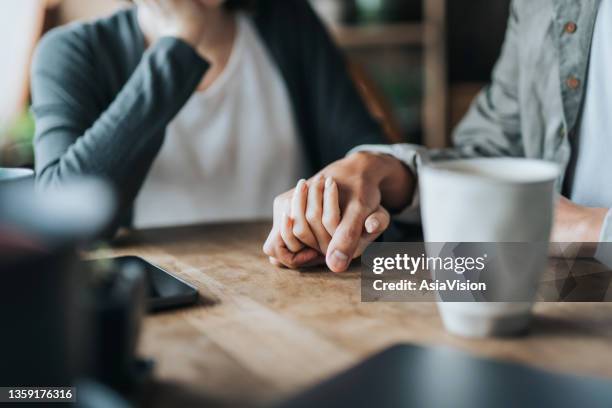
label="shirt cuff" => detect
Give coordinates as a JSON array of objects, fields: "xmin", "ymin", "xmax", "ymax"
[
  {"xmin": 347, "ymin": 144, "xmax": 428, "ymax": 223},
  {"xmin": 594, "ymin": 209, "xmax": 612, "ymax": 266}
]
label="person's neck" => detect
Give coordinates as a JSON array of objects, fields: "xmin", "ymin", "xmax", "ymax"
[
  {"xmin": 195, "ymin": 9, "xmax": 237, "ymax": 91},
  {"xmin": 139, "ymin": 8, "xmax": 236, "ymax": 65},
  {"xmin": 194, "ymin": 8, "xmax": 236, "ymax": 65}
]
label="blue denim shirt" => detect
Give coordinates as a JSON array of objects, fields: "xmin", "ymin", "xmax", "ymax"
[{"xmin": 355, "ymin": 0, "xmax": 612, "ymax": 241}]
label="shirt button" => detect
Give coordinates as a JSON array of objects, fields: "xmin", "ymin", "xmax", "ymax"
[
  {"xmin": 566, "ymin": 76, "xmax": 580, "ymax": 90},
  {"xmin": 564, "ymin": 22, "xmax": 577, "ymax": 33}
]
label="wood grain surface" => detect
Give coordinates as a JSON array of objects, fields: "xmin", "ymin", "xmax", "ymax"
[{"xmin": 96, "ymin": 222, "xmax": 612, "ymax": 405}]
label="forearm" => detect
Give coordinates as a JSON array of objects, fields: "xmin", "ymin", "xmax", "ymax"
[
  {"xmin": 34, "ymin": 37, "xmax": 208, "ymax": 191},
  {"xmin": 377, "ymin": 154, "xmax": 415, "ymax": 212}
]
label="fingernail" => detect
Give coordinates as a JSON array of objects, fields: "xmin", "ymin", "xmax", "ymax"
[
  {"xmin": 325, "ymin": 176, "xmax": 333, "ymax": 189},
  {"xmin": 296, "ymin": 179, "xmax": 306, "ymax": 191},
  {"xmin": 366, "ymin": 219, "xmax": 380, "ymax": 234},
  {"xmin": 329, "ymin": 250, "xmax": 349, "ymax": 271}
]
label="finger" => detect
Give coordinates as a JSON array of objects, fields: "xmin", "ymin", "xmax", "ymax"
[
  {"xmin": 301, "ymin": 254, "xmax": 327, "ymax": 268},
  {"xmin": 291, "ymin": 179, "xmax": 319, "ymax": 249},
  {"xmin": 326, "ymin": 202, "xmax": 368, "ymax": 273},
  {"xmin": 263, "ymin": 228, "xmax": 277, "ymax": 257},
  {"xmin": 269, "ymin": 257, "xmax": 283, "ymax": 267},
  {"xmin": 364, "ymin": 206, "xmax": 391, "ymax": 235},
  {"xmin": 264, "ymin": 228, "xmax": 318, "ymax": 269},
  {"xmin": 322, "ymin": 177, "xmax": 341, "ymax": 236},
  {"xmin": 275, "ymin": 246, "xmax": 322, "ymax": 269},
  {"xmin": 306, "ymin": 176, "xmax": 332, "ymax": 253},
  {"xmin": 280, "ymin": 212, "xmax": 304, "ymax": 253},
  {"xmin": 342, "ymin": 207, "xmax": 392, "ymax": 260}
]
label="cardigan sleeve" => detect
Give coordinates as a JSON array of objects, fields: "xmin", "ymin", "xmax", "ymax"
[{"xmin": 31, "ymin": 27, "xmax": 209, "ymax": 213}]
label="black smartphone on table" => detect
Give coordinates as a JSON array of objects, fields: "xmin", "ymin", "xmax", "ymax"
[{"xmin": 85, "ymin": 256, "xmax": 199, "ymax": 312}]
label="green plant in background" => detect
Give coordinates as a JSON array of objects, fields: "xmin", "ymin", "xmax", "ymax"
[{"xmin": 0, "ymin": 110, "xmax": 35, "ymax": 168}]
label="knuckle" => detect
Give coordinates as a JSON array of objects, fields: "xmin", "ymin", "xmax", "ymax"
[
  {"xmin": 342, "ymin": 224, "xmax": 362, "ymax": 241},
  {"xmin": 263, "ymin": 243, "xmax": 272, "ymax": 256},
  {"xmin": 273, "ymin": 196, "xmax": 285, "ymax": 210},
  {"xmin": 292, "ymin": 224, "xmax": 308, "ymax": 240},
  {"xmin": 305, "ymin": 209, "xmax": 321, "ymax": 224},
  {"xmin": 280, "ymin": 257, "xmax": 298, "ymax": 269},
  {"xmin": 355, "ymin": 193, "xmax": 375, "ymax": 212},
  {"xmin": 350, "ymin": 195, "xmax": 375, "ymax": 214},
  {"xmin": 349, "ymin": 151, "xmax": 371, "ymax": 169},
  {"xmin": 322, "ymin": 213, "xmax": 339, "ymax": 229},
  {"xmin": 263, "ymin": 240, "xmax": 277, "ymax": 257}
]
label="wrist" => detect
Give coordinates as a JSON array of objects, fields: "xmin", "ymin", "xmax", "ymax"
[
  {"xmin": 379, "ymin": 154, "xmax": 415, "ymax": 211},
  {"xmin": 351, "ymin": 151, "xmax": 415, "ymax": 212}
]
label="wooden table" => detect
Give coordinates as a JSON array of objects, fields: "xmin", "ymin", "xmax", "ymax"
[{"xmin": 99, "ymin": 222, "xmax": 612, "ymax": 406}]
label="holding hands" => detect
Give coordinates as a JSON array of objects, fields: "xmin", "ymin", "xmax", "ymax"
[{"xmin": 264, "ymin": 152, "xmax": 415, "ymax": 272}]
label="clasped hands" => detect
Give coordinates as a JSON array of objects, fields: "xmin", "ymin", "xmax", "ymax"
[
  {"xmin": 263, "ymin": 151, "xmax": 610, "ymax": 270},
  {"xmin": 263, "ymin": 152, "xmax": 415, "ymax": 272}
]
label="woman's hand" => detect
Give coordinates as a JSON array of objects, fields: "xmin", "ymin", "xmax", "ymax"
[
  {"xmin": 263, "ymin": 185, "xmax": 326, "ymax": 270},
  {"xmin": 135, "ymin": 0, "xmax": 210, "ymax": 48}
]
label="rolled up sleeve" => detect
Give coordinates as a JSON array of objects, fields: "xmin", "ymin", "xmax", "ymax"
[{"xmin": 593, "ymin": 210, "xmax": 612, "ymax": 267}]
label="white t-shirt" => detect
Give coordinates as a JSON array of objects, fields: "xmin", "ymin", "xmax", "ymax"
[
  {"xmin": 571, "ymin": 0, "xmax": 612, "ymax": 209},
  {"xmin": 133, "ymin": 14, "xmax": 307, "ymax": 229}
]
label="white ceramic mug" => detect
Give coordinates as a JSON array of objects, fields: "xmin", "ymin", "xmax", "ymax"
[{"xmin": 420, "ymin": 158, "xmax": 559, "ymax": 337}]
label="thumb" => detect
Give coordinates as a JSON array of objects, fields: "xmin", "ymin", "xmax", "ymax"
[
  {"xmin": 350, "ymin": 206, "xmax": 391, "ymax": 259},
  {"xmin": 326, "ymin": 203, "xmax": 367, "ymax": 273}
]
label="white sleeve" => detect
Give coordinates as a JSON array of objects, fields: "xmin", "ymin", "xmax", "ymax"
[
  {"xmin": 348, "ymin": 144, "xmax": 429, "ymax": 223},
  {"xmin": 594, "ymin": 209, "xmax": 612, "ymax": 267}
]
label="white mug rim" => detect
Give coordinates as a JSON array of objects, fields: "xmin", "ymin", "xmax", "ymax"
[{"xmin": 422, "ymin": 158, "xmax": 559, "ymax": 186}]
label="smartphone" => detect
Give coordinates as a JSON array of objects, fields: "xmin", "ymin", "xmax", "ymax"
[{"xmin": 86, "ymin": 256, "xmax": 199, "ymax": 312}]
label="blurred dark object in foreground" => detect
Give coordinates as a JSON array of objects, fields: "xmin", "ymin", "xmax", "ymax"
[
  {"xmin": 0, "ymin": 170, "xmax": 143, "ymax": 405},
  {"xmin": 281, "ymin": 344, "xmax": 612, "ymax": 408},
  {"xmin": 86, "ymin": 258, "xmax": 149, "ymax": 393}
]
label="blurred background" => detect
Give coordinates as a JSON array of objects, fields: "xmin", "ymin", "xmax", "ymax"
[{"xmin": 0, "ymin": 0, "xmax": 510, "ymax": 168}]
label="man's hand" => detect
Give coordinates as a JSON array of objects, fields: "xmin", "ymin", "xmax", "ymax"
[
  {"xmin": 135, "ymin": 0, "xmax": 211, "ymax": 48},
  {"xmin": 552, "ymin": 196, "xmax": 607, "ymax": 255},
  {"xmin": 264, "ymin": 152, "xmax": 415, "ymax": 272}
]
